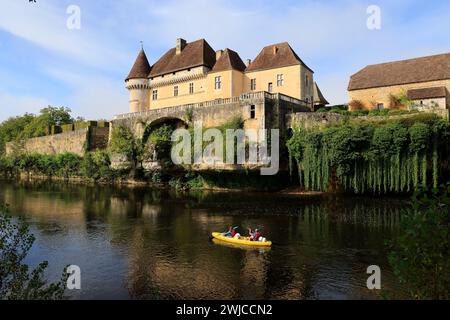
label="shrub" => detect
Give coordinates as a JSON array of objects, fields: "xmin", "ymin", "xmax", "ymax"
[
  {"xmin": 0, "ymin": 203, "xmax": 68, "ymax": 300},
  {"xmin": 348, "ymin": 99, "xmax": 365, "ymax": 111},
  {"xmin": 287, "ymin": 117, "xmax": 450, "ymax": 194},
  {"xmin": 387, "ymin": 188, "xmax": 450, "ymax": 299}
]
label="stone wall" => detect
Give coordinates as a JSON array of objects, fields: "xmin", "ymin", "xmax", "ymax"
[
  {"xmin": 5, "ymin": 126, "xmax": 110, "ymax": 156},
  {"xmin": 286, "ymin": 112, "xmax": 344, "ymax": 129}
]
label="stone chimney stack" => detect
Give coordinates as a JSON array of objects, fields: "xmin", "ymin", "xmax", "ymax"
[
  {"xmin": 246, "ymin": 59, "xmax": 251, "ymax": 67},
  {"xmin": 176, "ymin": 38, "xmax": 187, "ymax": 55},
  {"xmin": 216, "ymin": 50, "xmax": 224, "ymax": 60}
]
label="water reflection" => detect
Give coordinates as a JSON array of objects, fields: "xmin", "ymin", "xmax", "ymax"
[{"xmin": 0, "ymin": 180, "xmax": 406, "ymax": 300}]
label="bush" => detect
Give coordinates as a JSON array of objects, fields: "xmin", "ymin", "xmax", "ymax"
[
  {"xmin": 81, "ymin": 150, "xmax": 112, "ymax": 181},
  {"xmin": 350, "ymin": 110, "xmax": 369, "ymax": 117},
  {"xmin": 287, "ymin": 117, "xmax": 450, "ymax": 194},
  {"xmin": 349, "ymin": 99, "xmax": 365, "ymax": 110},
  {"xmin": 0, "ymin": 203, "xmax": 68, "ymax": 300},
  {"xmin": 387, "ymin": 188, "xmax": 450, "ymax": 299}
]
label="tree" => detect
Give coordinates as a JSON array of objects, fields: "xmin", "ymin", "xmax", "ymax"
[
  {"xmin": 21, "ymin": 106, "xmax": 73, "ymax": 138},
  {"xmin": 387, "ymin": 187, "xmax": 450, "ymax": 300},
  {"xmin": 0, "ymin": 203, "xmax": 67, "ymax": 300},
  {"xmin": 0, "ymin": 113, "xmax": 35, "ymax": 154}
]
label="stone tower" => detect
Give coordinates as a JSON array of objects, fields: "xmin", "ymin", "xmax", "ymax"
[{"xmin": 125, "ymin": 48, "xmax": 151, "ymax": 113}]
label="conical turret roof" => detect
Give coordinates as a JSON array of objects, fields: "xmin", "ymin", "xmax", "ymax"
[{"xmin": 126, "ymin": 49, "xmax": 151, "ymax": 81}]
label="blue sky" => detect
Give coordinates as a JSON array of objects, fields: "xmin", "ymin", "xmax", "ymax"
[{"xmin": 0, "ymin": 0, "xmax": 450, "ymax": 121}]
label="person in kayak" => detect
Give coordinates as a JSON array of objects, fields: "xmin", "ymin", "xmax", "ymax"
[
  {"xmin": 248, "ymin": 228, "xmax": 262, "ymax": 241},
  {"xmin": 223, "ymin": 226, "xmax": 239, "ymax": 238}
]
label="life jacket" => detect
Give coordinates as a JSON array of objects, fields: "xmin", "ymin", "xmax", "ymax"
[
  {"xmin": 231, "ymin": 229, "xmax": 237, "ymax": 237},
  {"xmin": 254, "ymin": 231, "xmax": 261, "ymax": 241}
]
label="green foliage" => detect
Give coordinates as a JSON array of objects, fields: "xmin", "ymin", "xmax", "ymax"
[
  {"xmin": 0, "ymin": 107, "xmax": 73, "ymax": 155},
  {"xmin": 109, "ymin": 125, "xmax": 136, "ymax": 158},
  {"xmin": 81, "ymin": 150, "xmax": 112, "ymax": 181},
  {"xmin": 287, "ymin": 117, "xmax": 450, "ymax": 194},
  {"xmin": 387, "ymin": 187, "xmax": 450, "ymax": 299},
  {"xmin": 0, "ymin": 113, "xmax": 34, "ymax": 154},
  {"xmin": 0, "ymin": 153, "xmax": 82, "ymax": 178},
  {"xmin": 0, "ymin": 203, "xmax": 67, "ymax": 300},
  {"xmin": 21, "ymin": 106, "xmax": 73, "ymax": 139},
  {"xmin": 147, "ymin": 124, "xmax": 174, "ymax": 144}
]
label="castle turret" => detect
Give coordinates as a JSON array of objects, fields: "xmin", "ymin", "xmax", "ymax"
[{"xmin": 125, "ymin": 48, "xmax": 151, "ymax": 113}]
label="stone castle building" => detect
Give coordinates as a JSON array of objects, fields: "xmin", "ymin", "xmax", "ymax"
[
  {"xmin": 348, "ymin": 53, "xmax": 450, "ymax": 113},
  {"xmin": 125, "ymin": 38, "xmax": 327, "ymax": 114}
]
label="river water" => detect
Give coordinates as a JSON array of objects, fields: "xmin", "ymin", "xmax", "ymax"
[{"xmin": 0, "ymin": 180, "xmax": 407, "ymax": 300}]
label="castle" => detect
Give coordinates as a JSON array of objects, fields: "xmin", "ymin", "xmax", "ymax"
[{"xmin": 125, "ymin": 38, "xmax": 328, "ymax": 113}]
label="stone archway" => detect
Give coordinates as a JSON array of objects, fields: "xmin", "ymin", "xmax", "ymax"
[{"xmin": 141, "ymin": 117, "xmax": 187, "ymax": 170}]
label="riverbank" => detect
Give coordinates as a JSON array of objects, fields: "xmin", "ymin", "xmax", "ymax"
[{"xmin": 0, "ymin": 168, "xmax": 300, "ymax": 193}]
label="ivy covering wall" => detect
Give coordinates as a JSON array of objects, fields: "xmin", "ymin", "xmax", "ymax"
[{"xmin": 287, "ymin": 114, "xmax": 450, "ymax": 194}]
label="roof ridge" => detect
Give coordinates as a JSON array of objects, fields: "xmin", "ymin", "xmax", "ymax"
[{"xmin": 365, "ymin": 52, "xmax": 450, "ymax": 68}]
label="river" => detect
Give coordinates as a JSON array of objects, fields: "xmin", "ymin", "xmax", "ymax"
[{"xmin": 0, "ymin": 180, "xmax": 407, "ymax": 300}]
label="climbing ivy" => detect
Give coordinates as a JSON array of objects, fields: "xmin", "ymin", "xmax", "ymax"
[{"xmin": 287, "ymin": 116, "xmax": 450, "ymax": 194}]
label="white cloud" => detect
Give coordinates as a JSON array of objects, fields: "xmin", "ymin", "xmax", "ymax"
[{"xmin": 0, "ymin": 0, "xmax": 128, "ymax": 70}]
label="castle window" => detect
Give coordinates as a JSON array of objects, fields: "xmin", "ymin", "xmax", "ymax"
[
  {"xmin": 377, "ymin": 103, "xmax": 384, "ymax": 110},
  {"xmin": 250, "ymin": 105, "xmax": 256, "ymax": 119},
  {"xmin": 268, "ymin": 82, "xmax": 273, "ymax": 93},
  {"xmin": 277, "ymin": 74, "xmax": 284, "ymax": 87},
  {"xmin": 215, "ymin": 76, "xmax": 222, "ymax": 90},
  {"xmin": 189, "ymin": 83, "xmax": 194, "ymax": 94},
  {"xmin": 174, "ymin": 86, "xmax": 179, "ymax": 97},
  {"xmin": 305, "ymin": 75, "xmax": 309, "ymax": 88},
  {"xmin": 251, "ymin": 79, "xmax": 256, "ymax": 91},
  {"xmin": 152, "ymin": 90, "xmax": 158, "ymax": 100}
]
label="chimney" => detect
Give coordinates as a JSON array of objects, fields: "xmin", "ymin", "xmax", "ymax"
[
  {"xmin": 176, "ymin": 38, "xmax": 187, "ymax": 55},
  {"xmin": 216, "ymin": 50, "xmax": 224, "ymax": 60},
  {"xmin": 272, "ymin": 46, "xmax": 278, "ymax": 55},
  {"xmin": 246, "ymin": 59, "xmax": 251, "ymax": 67}
]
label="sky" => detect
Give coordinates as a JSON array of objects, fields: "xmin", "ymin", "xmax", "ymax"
[{"xmin": 0, "ymin": 0, "xmax": 450, "ymax": 121}]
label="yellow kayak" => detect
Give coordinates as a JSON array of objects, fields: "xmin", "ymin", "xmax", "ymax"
[{"xmin": 212, "ymin": 232, "xmax": 272, "ymax": 247}]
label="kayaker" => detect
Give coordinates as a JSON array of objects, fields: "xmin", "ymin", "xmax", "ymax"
[
  {"xmin": 248, "ymin": 228, "xmax": 262, "ymax": 241},
  {"xmin": 223, "ymin": 226, "xmax": 239, "ymax": 238}
]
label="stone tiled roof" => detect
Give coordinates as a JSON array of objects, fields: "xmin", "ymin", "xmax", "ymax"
[
  {"xmin": 211, "ymin": 49, "xmax": 246, "ymax": 73},
  {"xmin": 407, "ymin": 86, "xmax": 447, "ymax": 100},
  {"xmin": 348, "ymin": 53, "xmax": 450, "ymax": 91},
  {"xmin": 313, "ymin": 82, "xmax": 329, "ymax": 105},
  {"xmin": 245, "ymin": 42, "xmax": 313, "ymax": 73},
  {"xmin": 125, "ymin": 49, "xmax": 151, "ymax": 81},
  {"xmin": 149, "ymin": 39, "xmax": 216, "ymax": 77}
]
